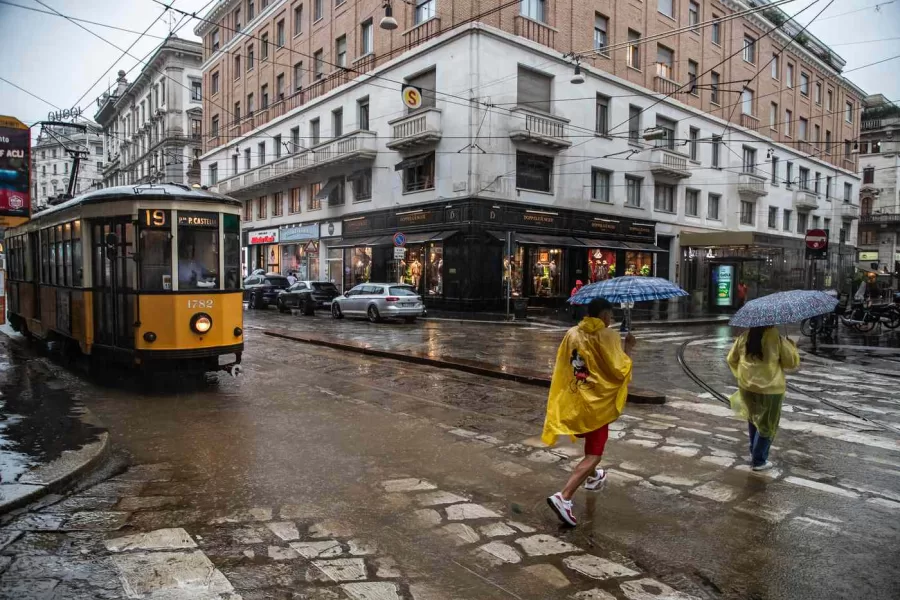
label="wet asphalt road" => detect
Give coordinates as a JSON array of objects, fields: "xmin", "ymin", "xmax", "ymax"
[{"xmin": 0, "ymin": 309, "xmax": 898, "ymax": 600}]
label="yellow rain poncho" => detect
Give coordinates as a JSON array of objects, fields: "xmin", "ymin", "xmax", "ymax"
[
  {"xmin": 541, "ymin": 317, "xmax": 632, "ymax": 446},
  {"xmin": 726, "ymin": 328, "xmax": 800, "ymax": 438}
]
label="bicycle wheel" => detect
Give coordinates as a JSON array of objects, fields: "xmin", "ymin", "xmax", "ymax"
[
  {"xmin": 855, "ymin": 314, "xmax": 877, "ymax": 333},
  {"xmin": 883, "ymin": 307, "xmax": 900, "ymax": 330}
]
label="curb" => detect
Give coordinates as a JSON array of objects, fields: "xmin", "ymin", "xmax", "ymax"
[{"xmin": 264, "ymin": 330, "xmax": 665, "ymax": 404}]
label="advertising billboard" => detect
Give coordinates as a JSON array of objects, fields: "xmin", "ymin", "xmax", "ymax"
[
  {"xmin": 0, "ymin": 115, "xmax": 30, "ymax": 228},
  {"xmin": 714, "ymin": 264, "xmax": 734, "ymax": 307}
]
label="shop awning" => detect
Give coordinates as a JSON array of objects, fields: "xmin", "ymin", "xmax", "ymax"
[
  {"xmin": 624, "ymin": 242, "xmax": 669, "ymax": 253},
  {"xmin": 327, "ymin": 235, "xmax": 394, "ymax": 248},
  {"xmin": 394, "ymin": 154, "xmax": 429, "ymax": 171},
  {"xmin": 315, "ymin": 177, "xmax": 341, "ymax": 200},
  {"xmin": 487, "ymin": 230, "xmax": 508, "ymax": 243},
  {"xmin": 577, "ymin": 238, "xmax": 628, "ymax": 250},
  {"xmin": 515, "ymin": 233, "xmax": 586, "ymax": 247},
  {"xmin": 403, "ymin": 230, "xmax": 459, "ymax": 244}
]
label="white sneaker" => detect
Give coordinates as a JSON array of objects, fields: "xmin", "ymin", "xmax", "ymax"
[
  {"xmin": 752, "ymin": 461, "xmax": 775, "ymax": 472},
  {"xmin": 584, "ymin": 467, "xmax": 608, "ymax": 491},
  {"xmin": 546, "ymin": 492, "xmax": 577, "ymax": 527}
]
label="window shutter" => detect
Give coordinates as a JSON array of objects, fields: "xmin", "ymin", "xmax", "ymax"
[
  {"xmin": 516, "ymin": 67, "xmax": 551, "ymax": 113},
  {"xmin": 408, "ymin": 69, "xmax": 437, "ymax": 110}
]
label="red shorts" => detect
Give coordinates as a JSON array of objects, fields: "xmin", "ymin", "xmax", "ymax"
[{"xmin": 575, "ymin": 425, "xmax": 610, "ymax": 457}]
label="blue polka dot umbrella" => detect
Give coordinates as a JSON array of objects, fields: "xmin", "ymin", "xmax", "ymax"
[{"xmin": 729, "ymin": 290, "xmax": 838, "ymax": 328}]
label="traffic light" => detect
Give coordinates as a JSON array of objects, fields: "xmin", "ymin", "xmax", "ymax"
[{"xmin": 105, "ymin": 232, "xmax": 118, "ymax": 261}]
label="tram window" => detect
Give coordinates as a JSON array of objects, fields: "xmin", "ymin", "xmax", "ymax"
[
  {"xmin": 49, "ymin": 229, "xmax": 58, "ymax": 285},
  {"xmin": 63, "ymin": 222, "xmax": 72, "ymax": 286},
  {"xmin": 224, "ymin": 231, "xmax": 241, "ymax": 290},
  {"xmin": 140, "ymin": 230, "xmax": 172, "ymax": 291},
  {"xmin": 72, "ymin": 221, "xmax": 83, "ymax": 287},
  {"xmin": 178, "ymin": 227, "xmax": 219, "ymax": 290},
  {"xmin": 40, "ymin": 230, "xmax": 49, "ymax": 283},
  {"xmin": 56, "ymin": 225, "xmax": 64, "ymax": 286}
]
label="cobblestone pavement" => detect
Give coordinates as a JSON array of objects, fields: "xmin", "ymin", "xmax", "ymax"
[{"xmin": 0, "ymin": 311, "xmax": 897, "ymax": 599}]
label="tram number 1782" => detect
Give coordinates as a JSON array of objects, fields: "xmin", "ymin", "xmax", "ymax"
[{"xmin": 187, "ymin": 299, "xmax": 214, "ymax": 309}]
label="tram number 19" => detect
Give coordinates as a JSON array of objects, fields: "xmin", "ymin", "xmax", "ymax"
[
  {"xmin": 187, "ymin": 299, "xmax": 213, "ymax": 309},
  {"xmin": 141, "ymin": 209, "xmax": 168, "ymax": 228}
]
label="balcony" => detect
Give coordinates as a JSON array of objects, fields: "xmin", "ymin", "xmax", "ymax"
[
  {"xmin": 653, "ymin": 76, "xmax": 678, "ymax": 95},
  {"xmin": 508, "ymin": 107, "xmax": 571, "ymax": 150},
  {"xmin": 738, "ymin": 172, "xmax": 768, "ymax": 197},
  {"xmin": 403, "ymin": 17, "xmax": 441, "ymax": 50},
  {"xmin": 740, "ymin": 113, "xmax": 760, "ymax": 131},
  {"xmin": 793, "ymin": 189, "xmax": 819, "ymax": 211},
  {"xmin": 862, "ymin": 119, "xmax": 883, "ymax": 131},
  {"xmin": 217, "ymin": 130, "xmax": 377, "ymax": 198},
  {"xmin": 387, "ymin": 108, "xmax": 442, "ymax": 151},
  {"xmin": 649, "ymin": 148, "xmax": 690, "ymax": 179},
  {"xmin": 514, "ymin": 15, "xmax": 556, "ymax": 47},
  {"xmin": 840, "ymin": 203, "xmax": 860, "ymax": 220},
  {"xmin": 861, "ymin": 212, "xmax": 900, "ymax": 226},
  {"xmin": 843, "ymin": 158, "xmax": 856, "ymax": 171}
]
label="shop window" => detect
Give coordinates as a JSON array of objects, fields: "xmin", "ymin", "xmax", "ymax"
[
  {"xmin": 588, "ymin": 249, "xmax": 616, "ymax": 282},
  {"xmin": 346, "ymin": 246, "xmax": 372, "ymax": 290},
  {"xmin": 402, "ymin": 152, "xmax": 435, "ymax": 193},
  {"xmin": 529, "ymin": 247, "xmax": 563, "ymax": 297},
  {"xmin": 282, "ymin": 241, "xmax": 320, "ymax": 280},
  {"xmin": 515, "ymin": 151, "xmax": 552, "ymax": 192},
  {"xmin": 624, "ymin": 252, "xmax": 652, "ymax": 277},
  {"xmin": 327, "ymin": 247, "xmax": 343, "ymax": 291},
  {"xmin": 505, "ymin": 246, "xmax": 524, "ymax": 298}
]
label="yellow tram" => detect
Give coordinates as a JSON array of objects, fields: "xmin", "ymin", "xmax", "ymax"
[{"xmin": 5, "ymin": 184, "xmax": 244, "ymax": 374}]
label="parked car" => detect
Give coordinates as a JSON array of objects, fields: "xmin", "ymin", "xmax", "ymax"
[
  {"xmin": 331, "ymin": 283, "xmax": 425, "ymax": 323},
  {"xmin": 276, "ymin": 281, "xmax": 340, "ymax": 315},
  {"xmin": 243, "ymin": 273, "xmax": 290, "ymax": 309}
]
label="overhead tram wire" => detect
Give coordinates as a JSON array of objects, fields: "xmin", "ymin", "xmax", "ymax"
[{"xmin": 0, "ymin": 0, "xmax": 172, "ymax": 40}]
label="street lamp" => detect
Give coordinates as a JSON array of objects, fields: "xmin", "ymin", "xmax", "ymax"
[{"xmin": 380, "ymin": 2, "xmax": 398, "ymax": 30}]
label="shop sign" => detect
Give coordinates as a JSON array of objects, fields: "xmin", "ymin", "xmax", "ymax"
[
  {"xmin": 401, "ymin": 85, "xmax": 423, "ymax": 110},
  {"xmin": 249, "ymin": 229, "xmax": 279, "ymax": 245},
  {"xmin": 397, "ymin": 209, "xmax": 440, "ymax": 227},
  {"xmin": 714, "ymin": 265, "xmax": 734, "ymax": 307},
  {"xmin": 281, "ymin": 222, "xmax": 319, "ymax": 242},
  {"xmin": 589, "ymin": 219, "xmax": 619, "ymax": 234},
  {"xmin": 320, "ymin": 221, "xmax": 342, "ymax": 238},
  {"xmin": 858, "ymin": 251, "xmax": 879, "ymax": 261},
  {"xmin": 627, "ymin": 222, "xmax": 655, "ymax": 238},
  {"xmin": 344, "ymin": 216, "xmax": 371, "ymax": 234}
]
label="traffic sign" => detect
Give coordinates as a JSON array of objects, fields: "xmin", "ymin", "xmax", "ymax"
[
  {"xmin": 401, "ymin": 85, "xmax": 423, "ymax": 110},
  {"xmin": 393, "ymin": 247, "xmax": 407, "ymax": 259},
  {"xmin": 393, "ymin": 232, "xmax": 406, "ymax": 247},
  {"xmin": 805, "ymin": 228, "xmax": 828, "ymax": 260}
]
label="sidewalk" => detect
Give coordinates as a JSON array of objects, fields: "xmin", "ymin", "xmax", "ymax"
[
  {"xmin": 0, "ymin": 327, "xmax": 109, "ymax": 513},
  {"xmin": 424, "ymin": 306, "xmax": 731, "ymax": 328}
]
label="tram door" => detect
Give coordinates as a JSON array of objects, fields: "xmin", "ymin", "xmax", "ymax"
[{"xmin": 90, "ymin": 219, "xmax": 135, "ymax": 348}]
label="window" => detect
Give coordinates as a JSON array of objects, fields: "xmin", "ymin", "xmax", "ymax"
[
  {"xmin": 625, "ymin": 176, "xmax": 642, "ymax": 207},
  {"xmin": 771, "ymin": 156, "xmax": 779, "ymax": 184},
  {"xmin": 361, "ymin": 20, "xmax": 373, "ymax": 55},
  {"xmin": 688, "ymin": 61, "xmax": 698, "ymax": 95},
  {"xmin": 314, "ymin": 0, "xmax": 322, "ymax": 21},
  {"xmin": 799, "ymin": 117, "xmax": 808, "ymax": 141},
  {"xmin": 294, "ymin": 4, "xmax": 302, "ymax": 35},
  {"xmin": 815, "ymin": 83, "xmax": 822, "ymax": 105},
  {"xmin": 310, "ymin": 118, "xmax": 320, "ymax": 145},
  {"xmin": 799, "ymin": 167, "xmax": 809, "ymax": 190},
  {"xmin": 768, "ymin": 206, "xmax": 778, "ymax": 229},
  {"xmin": 742, "ymin": 146, "xmax": 756, "ymax": 174},
  {"xmin": 416, "ymin": 0, "xmax": 436, "ymax": 23},
  {"xmin": 689, "ymin": 127, "xmax": 699, "ymax": 161},
  {"xmin": 515, "ymin": 151, "xmax": 552, "ymax": 192},
  {"xmin": 273, "ymin": 191, "xmax": 283, "ymax": 217},
  {"xmin": 656, "ymin": 116, "xmax": 676, "ymax": 150},
  {"xmin": 814, "ymin": 172, "xmax": 821, "ymax": 194},
  {"xmin": 825, "ymin": 130, "xmax": 832, "ymax": 154},
  {"xmin": 826, "ymin": 176, "xmax": 832, "ymax": 199},
  {"xmin": 235, "ymin": 7, "xmax": 242, "ymax": 30},
  {"xmin": 234, "ymin": 54, "xmax": 241, "ymax": 78},
  {"xmin": 784, "ymin": 109, "xmax": 792, "ymax": 136},
  {"xmin": 591, "ymin": 169, "xmax": 610, "ymax": 203},
  {"xmin": 294, "ymin": 62, "xmax": 304, "ymax": 90},
  {"xmin": 627, "ymin": 30, "xmax": 641, "ymax": 68},
  {"xmin": 628, "ymin": 105, "xmax": 641, "ymax": 141},
  {"xmin": 824, "ymin": 218, "xmax": 831, "ymax": 234},
  {"xmin": 844, "ymin": 182, "xmax": 852, "ymax": 202},
  {"xmin": 261, "ymin": 33, "xmax": 269, "ymax": 60},
  {"xmin": 863, "ymin": 167, "xmax": 874, "ymax": 184},
  {"xmin": 595, "ymin": 95, "xmax": 609, "ymax": 135},
  {"xmin": 689, "ymin": 2, "xmax": 699, "ymax": 26},
  {"xmin": 845, "ymin": 101, "xmax": 854, "ymax": 123},
  {"xmin": 289, "ymin": 188, "xmax": 302, "ymax": 213},
  {"xmin": 594, "ymin": 14, "xmax": 608, "ymax": 52},
  {"xmin": 786, "ymin": 161, "xmax": 793, "ymax": 187},
  {"xmin": 276, "ymin": 20, "xmax": 285, "ymax": 47},
  {"xmin": 211, "ymin": 115, "xmax": 219, "ymax": 137},
  {"xmin": 786, "ymin": 63, "xmax": 794, "ymax": 88},
  {"xmin": 711, "ymin": 16, "xmax": 721, "ymax": 45},
  {"xmin": 407, "ymin": 69, "xmax": 436, "ymax": 111},
  {"xmin": 334, "ymin": 36, "xmax": 347, "ymax": 68},
  {"xmin": 872, "ymin": 141, "xmax": 882, "ymax": 153},
  {"xmin": 328, "ymin": 180, "xmax": 345, "ymax": 207},
  {"xmin": 844, "ymin": 139, "xmax": 852, "ymax": 159},
  {"xmin": 274, "ymin": 134, "xmax": 282, "ymax": 160},
  {"xmin": 743, "ymin": 36, "xmax": 756, "ymax": 64},
  {"xmin": 404, "ymin": 152, "xmax": 436, "ymax": 192},
  {"xmin": 770, "ymin": 102, "xmax": 778, "ymax": 128},
  {"xmin": 351, "ymin": 169, "xmax": 372, "ymax": 201},
  {"xmin": 710, "ymin": 71, "xmax": 720, "ymax": 104},
  {"xmin": 711, "ymin": 135, "xmax": 721, "ymax": 168},
  {"xmin": 741, "ymin": 87, "xmax": 754, "ymax": 116},
  {"xmin": 332, "ymin": 108, "xmax": 343, "ymax": 137},
  {"xmin": 783, "ymin": 209, "xmax": 792, "ymax": 231},
  {"xmin": 357, "ymin": 97, "xmax": 370, "ymax": 130},
  {"xmin": 244, "ymin": 148, "xmax": 251, "ymax": 170},
  {"xmin": 191, "ymin": 80, "xmax": 202, "ymax": 101},
  {"xmin": 257, "ymin": 195, "xmax": 267, "ymax": 219},
  {"xmin": 207, "ymin": 163, "xmax": 217, "ymax": 186},
  {"xmin": 520, "ymin": 0, "xmax": 545, "ymax": 22},
  {"xmin": 289, "ymin": 127, "xmax": 300, "ymax": 153},
  {"xmin": 276, "ymin": 73, "xmax": 285, "ymax": 100},
  {"xmin": 827, "ymin": 89, "xmax": 833, "ymax": 110},
  {"xmin": 247, "ymin": 92, "xmax": 255, "ymax": 113},
  {"xmin": 308, "ymin": 183, "xmax": 321, "ymax": 210},
  {"xmin": 258, "ymin": 141, "xmax": 266, "ymax": 165},
  {"xmin": 247, "ymin": 44, "xmax": 255, "ymax": 69},
  {"xmin": 212, "ymin": 29, "xmax": 220, "ymax": 51},
  {"xmin": 654, "ymin": 183, "xmax": 675, "ymax": 212},
  {"xmin": 797, "ymin": 211, "xmax": 808, "ymax": 233},
  {"xmin": 740, "ymin": 200, "xmax": 754, "ymax": 225},
  {"xmin": 812, "ymin": 215, "xmax": 820, "ymax": 229},
  {"xmin": 686, "ymin": 189, "xmax": 699, "ymax": 216},
  {"xmin": 314, "ymin": 50, "xmax": 324, "ymax": 79},
  {"xmin": 657, "ymin": 45, "xmax": 674, "ymax": 80},
  {"xmin": 800, "ymin": 72, "xmax": 809, "ymax": 96},
  {"xmin": 261, "ymin": 84, "xmax": 269, "ymax": 108},
  {"xmin": 708, "ymin": 194, "xmax": 720, "ymax": 220},
  {"xmin": 658, "ymin": 0, "xmax": 674, "ymax": 18},
  {"xmin": 248, "ymin": 0, "xmax": 255, "ymax": 20},
  {"xmin": 771, "ymin": 54, "xmax": 779, "ymax": 79},
  {"xmin": 517, "ymin": 66, "xmax": 551, "ymax": 113},
  {"xmin": 244, "ymin": 199, "xmax": 253, "ymax": 221},
  {"xmin": 233, "ymin": 102, "xmax": 241, "ymax": 123},
  {"xmin": 814, "ymin": 124, "xmax": 820, "ymax": 143}
]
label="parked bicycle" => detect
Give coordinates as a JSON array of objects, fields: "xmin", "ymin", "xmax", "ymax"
[{"xmin": 801, "ymin": 294, "xmax": 900, "ymax": 337}]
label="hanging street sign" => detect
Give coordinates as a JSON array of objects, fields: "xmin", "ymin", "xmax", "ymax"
[{"xmin": 401, "ymin": 85, "xmax": 423, "ymax": 110}]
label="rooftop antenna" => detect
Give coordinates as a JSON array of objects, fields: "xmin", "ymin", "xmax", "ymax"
[{"xmin": 167, "ymin": 11, "xmax": 177, "ymax": 36}]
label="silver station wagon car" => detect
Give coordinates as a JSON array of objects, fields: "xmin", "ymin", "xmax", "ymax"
[{"xmin": 331, "ymin": 283, "xmax": 425, "ymax": 323}]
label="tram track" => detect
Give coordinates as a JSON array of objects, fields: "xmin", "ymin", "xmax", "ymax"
[{"xmin": 676, "ymin": 339, "xmax": 900, "ymax": 436}]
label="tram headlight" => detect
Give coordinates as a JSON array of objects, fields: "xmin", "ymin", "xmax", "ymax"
[
  {"xmin": 190, "ymin": 313, "xmax": 213, "ymax": 334},
  {"xmin": 233, "ymin": 327, "xmax": 243, "ymax": 337},
  {"xmin": 143, "ymin": 332, "xmax": 157, "ymax": 343}
]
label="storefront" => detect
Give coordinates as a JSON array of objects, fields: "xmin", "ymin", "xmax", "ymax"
[
  {"xmin": 279, "ymin": 222, "xmax": 320, "ymax": 281},
  {"xmin": 245, "ymin": 228, "xmax": 280, "ymax": 274}
]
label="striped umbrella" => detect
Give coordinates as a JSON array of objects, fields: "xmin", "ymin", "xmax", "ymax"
[
  {"xmin": 729, "ymin": 290, "xmax": 838, "ymax": 328},
  {"xmin": 568, "ymin": 276, "xmax": 689, "ymax": 305}
]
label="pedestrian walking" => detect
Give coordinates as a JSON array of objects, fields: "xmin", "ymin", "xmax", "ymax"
[
  {"xmin": 570, "ymin": 280, "xmax": 584, "ymax": 321},
  {"xmin": 726, "ymin": 326, "xmax": 800, "ymax": 471},
  {"xmin": 542, "ymin": 298, "xmax": 636, "ymax": 527}
]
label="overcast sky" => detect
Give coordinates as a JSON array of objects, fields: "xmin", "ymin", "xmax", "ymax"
[{"xmin": 0, "ymin": 0, "xmax": 898, "ymax": 129}]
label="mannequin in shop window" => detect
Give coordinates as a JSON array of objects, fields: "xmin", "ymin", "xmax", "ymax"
[
  {"xmin": 429, "ymin": 253, "xmax": 443, "ymax": 295},
  {"xmin": 409, "ymin": 257, "xmax": 422, "ymax": 289}
]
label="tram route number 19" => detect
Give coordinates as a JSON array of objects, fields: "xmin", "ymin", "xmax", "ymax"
[
  {"xmin": 141, "ymin": 209, "xmax": 169, "ymax": 228},
  {"xmin": 187, "ymin": 299, "xmax": 213, "ymax": 309}
]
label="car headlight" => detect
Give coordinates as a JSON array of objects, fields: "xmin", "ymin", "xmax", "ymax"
[{"xmin": 190, "ymin": 313, "xmax": 213, "ymax": 334}]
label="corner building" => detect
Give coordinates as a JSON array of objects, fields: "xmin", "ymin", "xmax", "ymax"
[{"xmin": 197, "ymin": 0, "xmax": 864, "ymax": 311}]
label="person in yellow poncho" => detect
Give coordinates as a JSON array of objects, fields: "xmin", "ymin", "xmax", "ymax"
[
  {"xmin": 727, "ymin": 326, "xmax": 800, "ymax": 471},
  {"xmin": 544, "ymin": 298, "xmax": 635, "ymax": 527}
]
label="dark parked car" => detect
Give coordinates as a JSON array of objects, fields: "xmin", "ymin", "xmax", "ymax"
[
  {"xmin": 243, "ymin": 273, "xmax": 290, "ymax": 309},
  {"xmin": 276, "ymin": 281, "xmax": 340, "ymax": 315}
]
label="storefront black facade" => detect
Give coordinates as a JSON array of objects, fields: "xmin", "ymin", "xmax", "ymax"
[{"xmin": 326, "ymin": 198, "xmax": 664, "ymax": 311}]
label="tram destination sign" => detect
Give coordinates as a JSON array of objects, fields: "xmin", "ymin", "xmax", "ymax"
[
  {"xmin": 0, "ymin": 115, "xmax": 30, "ymax": 228},
  {"xmin": 178, "ymin": 212, "xmax": 219, "ymax": 228}
]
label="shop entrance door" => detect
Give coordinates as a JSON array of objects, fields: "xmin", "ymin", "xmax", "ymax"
[{"xmin": 656, "ymin": 236, "xmax": 673, "ymax": 280}]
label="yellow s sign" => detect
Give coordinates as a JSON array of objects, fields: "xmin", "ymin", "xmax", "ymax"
[{"xmin": 401, "ymin": 85, "xmax": 423, "ymax": 109}]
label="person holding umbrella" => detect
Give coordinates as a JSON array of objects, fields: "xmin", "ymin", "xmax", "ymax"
[{"xmin": 726, "ymin": 290, "xmax": 834, "ymax": 470}]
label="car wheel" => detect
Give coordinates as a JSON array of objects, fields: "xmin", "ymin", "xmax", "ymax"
[
  {"xmin": 277, "ymin": 298, "xmax": 289, "ymax": 314},
  {"xmin": 302, "ymin": 299, "xmax": 315, "ymax": 316},
  {"xmin": 404, "ymin": 317, "xmax": 417, "ymax": 324},
  {"xmin": 331, "ymin": 303, "xmax": 344, "ymax": 319},
  {"xmin": 249, "ymin": 294, "xmax": 258, "ymax": 309},
  {"xmin": 367, "ymin": 305, "xmax": 381, "ymax": 323}
]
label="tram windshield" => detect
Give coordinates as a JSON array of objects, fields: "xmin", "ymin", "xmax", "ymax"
[{"xmin": 178, "ymin": 227, "xmax": 219, "ymax": 290}]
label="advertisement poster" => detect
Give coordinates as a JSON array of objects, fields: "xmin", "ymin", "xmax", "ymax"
[
  {"xmin": 715, "ymin": 264, "xmax": 734, "ymax": 307},
  {"xmin": 0, "ymin": 116, "xmax": 30, "ymax": 227}
]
